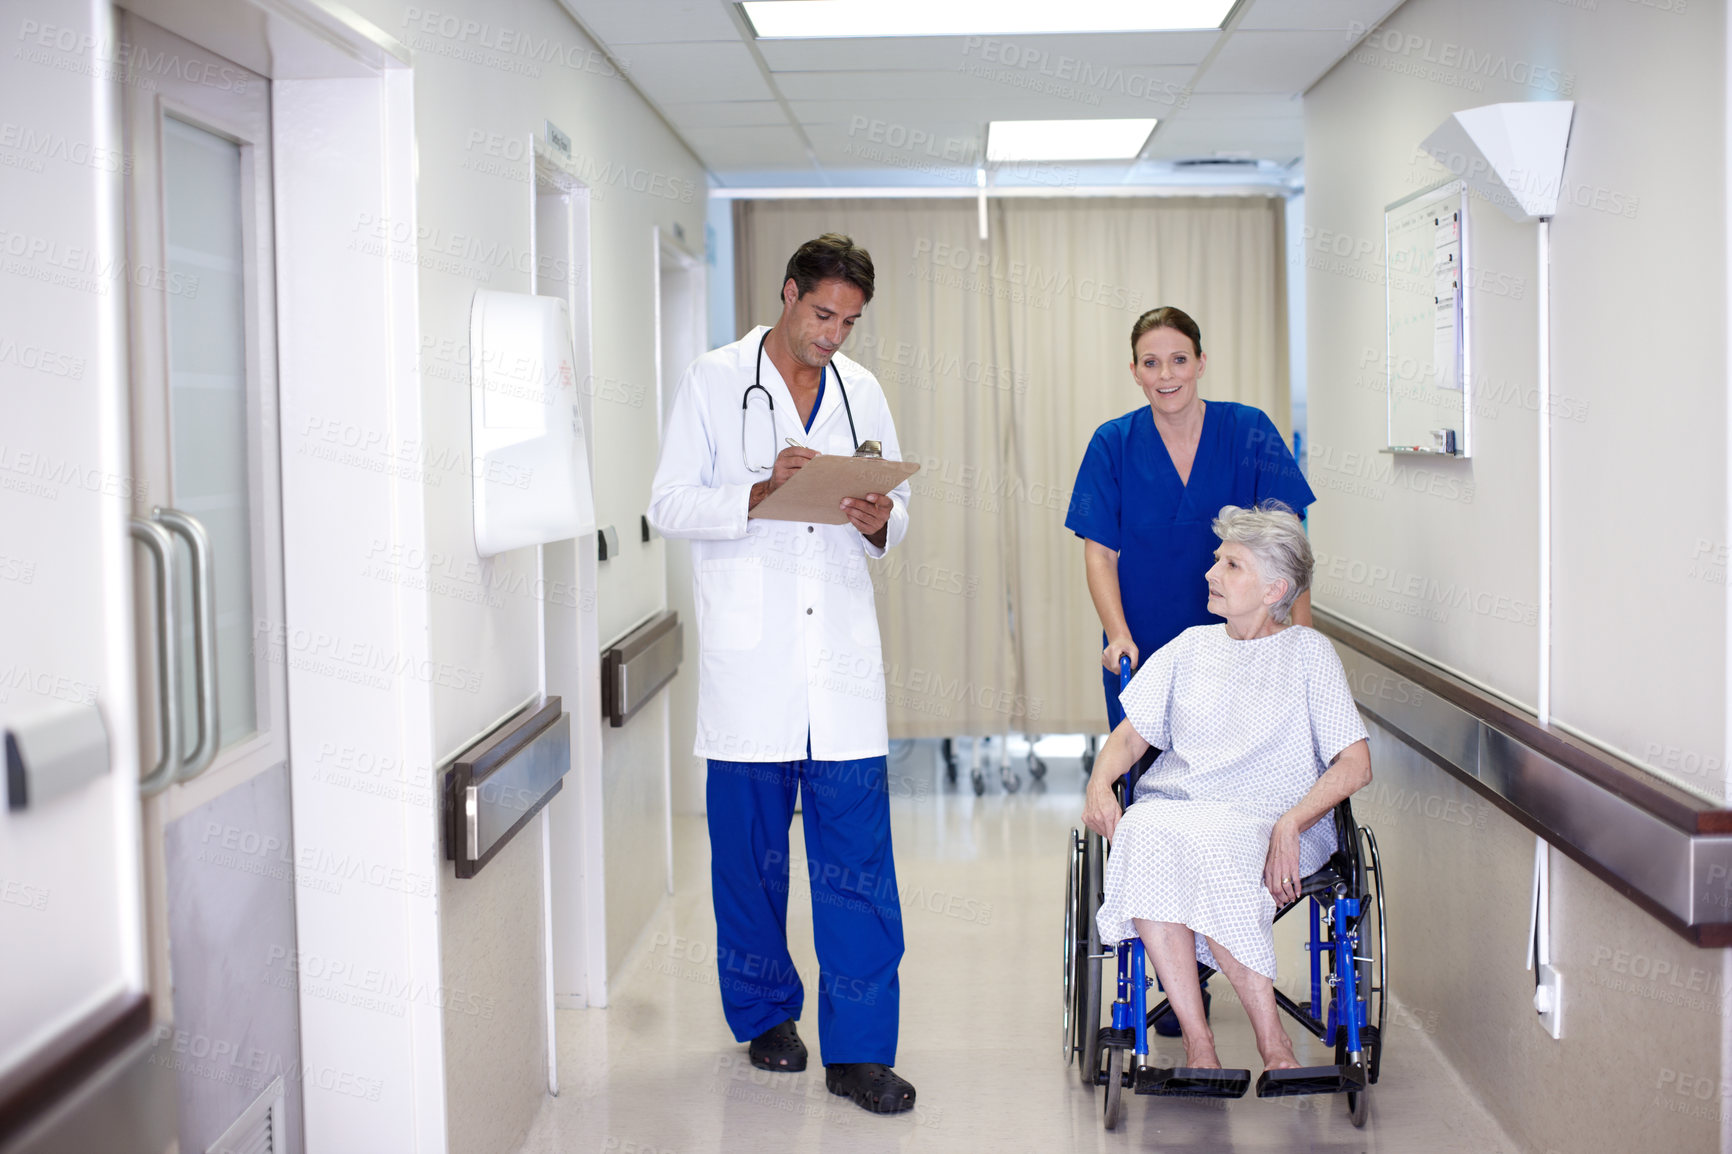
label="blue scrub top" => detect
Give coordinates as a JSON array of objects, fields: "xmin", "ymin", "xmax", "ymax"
[{"xmin": 1065, "ymin": 400, "xmax": 1316, "ymax": 728}]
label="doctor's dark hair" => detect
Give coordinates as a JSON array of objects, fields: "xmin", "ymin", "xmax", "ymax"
[
  {"xmin": 784, "ymin": 234, "xmax": 876, "ymax": 304},
  {"xmin": 1130, "ymin": 306, "xmax": 1203, "ymax": 358},
  {"xmin": 1212, "ymin": 501, "xmax": 1312, "ymax": 624}
]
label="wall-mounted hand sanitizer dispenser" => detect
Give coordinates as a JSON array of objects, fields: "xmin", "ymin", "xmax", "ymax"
[{"xmin": 470, "ymin": 290, "xmax": 597, "ymax": 557}]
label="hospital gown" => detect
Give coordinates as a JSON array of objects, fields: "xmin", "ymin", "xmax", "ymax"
[{"xmin": 1095, "ymin": 623, "xmax": 1369, "ymax": 980}]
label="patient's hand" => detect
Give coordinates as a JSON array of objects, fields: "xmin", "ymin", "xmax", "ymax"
[
  {"xmin": 1262, "ymin": 817, "xmax": 1302, "ymax": 905},
  {"xmin": 1083, "ymin": 781, "xmax": 1123, "ymax": 842}
]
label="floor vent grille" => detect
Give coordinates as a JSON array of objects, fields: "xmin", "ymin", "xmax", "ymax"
[{"xmin": 206, "ymin": 1074, "xmax": 285, "ymax": 1154}]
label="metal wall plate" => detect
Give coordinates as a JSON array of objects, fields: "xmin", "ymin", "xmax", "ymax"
[
  {"xmin": 601, "ymin": 611, "xmax": 682, "ymax": 727},
  {"xmin": 444, "ymin": 698, "xmax": 570, "ymax": 880}
]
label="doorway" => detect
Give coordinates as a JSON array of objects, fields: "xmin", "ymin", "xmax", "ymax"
[
  {"xmin": 119, "ymin": 11, "xmax": 300, "ymax": 1153},
  {"xmin": 653, "ymin": 232, "xmax": 707, "ymax": 830}
]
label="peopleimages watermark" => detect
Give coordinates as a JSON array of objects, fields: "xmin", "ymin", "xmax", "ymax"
[
  {"xmin": 399, "ymin": 8, "xmax": 627, "ymax": 81},
  {"xmin": 264, "ymin": 944, "xmax": 496, "ymax": 1019},
  {"xmin": 0, "ymin": 445, "xmax": 147, "ymax": 504},
  {"xmin": 1313, "ymin": 550, "xmax": 1536, "ymax": 627},
  {"xmin": 959, "ymin": 36, "xmax": 1190, "ymax": 109},
  {"xmin": 460, "ymin": 129, "xmax": 697, "ymax": 203},
  {"xmin": 252, "ymin": 617, "xmax": 484, "ymax": 694},
  {"xmin": 856, "ymin": 333, "xmax": 1029, "ymax": 396},
  {"xmin": 0, "ymin": 120, "xmax": 130, "ymax": 176},
  {"xmin": 0, "ymin": 663, "xmax": 99, "ymax": 706},
  {"xmin": 841, "ymin": 116, "xmax": 1076, "ymax": 187},
  {"xmin": 0, "ymin": 334, "xmax": 86, "ymax": 380},
  {"xmin": 348, "ymin": 211, "xmax": 586, "ymax": 288},
  {"xmin": 14, "ymin": 18, "xmax": 254, "ymax": 93},
  {"xmin": 907, "ymin": 238, "xmax": 1143, "ymax": 312},
  {"xmin": 149, "ymin": 1025, "xmax": 384, "ymax": 1102},
  {"xmin": 296, "ymin": 415, "xmax": 533, "ymax": 491},
  {"xmin": 1345, "ymin": 21, "xmax": 1576, "ymax": 96},
  {"xmin": 0, "ymin": 226, "xmax": 199, "ymax": 299}
]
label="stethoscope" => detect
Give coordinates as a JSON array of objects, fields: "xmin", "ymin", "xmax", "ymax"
[{"xmin": 743, "ymin": 330, "xmax": 856, "ymax": 472}]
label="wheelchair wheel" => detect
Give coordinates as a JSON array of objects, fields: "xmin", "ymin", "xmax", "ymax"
[
  {"xmin": 1062, "ymin": 829, "xmax": 1082, "ymax": 1061},
  {"xmin": 1101, "ymin": 1048, "xmax": 1124, "ymax": 1130},
  {"xmin": 1358, "ymin": 824, "xmax": 1388, "ymax": 1085},
  {"xmin": 1337, "ymin": 824, "xmax": 1385, "ymax": 1128},
  {"xmin": 1078, "ymin": 830, "xmax": 1105, "ymax": 1089}
]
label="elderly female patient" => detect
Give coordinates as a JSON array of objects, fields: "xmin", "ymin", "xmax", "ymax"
[{"xmin": 1081, "ymin": 502, "xmax": 1372, "ymax": 1074}]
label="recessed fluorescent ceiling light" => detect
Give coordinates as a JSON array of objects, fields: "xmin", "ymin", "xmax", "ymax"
[
  {"xmin": 987, "ymin": 119, "xmax": 1157, "ymax": 162},
  {"xmin": 741, "ymin": 0, "xmax": 1234, "ymax": 38}
]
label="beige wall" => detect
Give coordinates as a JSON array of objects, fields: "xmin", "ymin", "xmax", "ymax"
[
  {"xmin": 1305, "ymin": 0, "xmax": 1727, "ymax": 804},
  {"xmin": 1306, "ymin": 1, "xmax": 1730, "ymax": 1150}
]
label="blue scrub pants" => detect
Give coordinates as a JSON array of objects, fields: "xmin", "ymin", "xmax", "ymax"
[{"xmin": 705, "ymin": 749, "xmax": 903, "ymax": 1066}]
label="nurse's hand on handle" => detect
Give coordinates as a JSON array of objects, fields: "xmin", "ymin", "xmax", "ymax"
[{"xmin": 1102, "ymin": 635, "xmax": 1139, "ymax": 674}]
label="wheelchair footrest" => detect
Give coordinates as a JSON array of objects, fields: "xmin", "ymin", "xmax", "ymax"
[
  {"xmin": 1133, "ymin": 1067, "xmax": 1252, "ymax": 1099},
  {"xmin": 1254, "ymin": 1065, "xmax": 1366, "ymax": 1098}
]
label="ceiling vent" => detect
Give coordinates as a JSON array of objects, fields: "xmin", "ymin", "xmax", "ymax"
[{"xmin": 1172, "ymin": 157, "xmax": 1262, "ymax": 168}]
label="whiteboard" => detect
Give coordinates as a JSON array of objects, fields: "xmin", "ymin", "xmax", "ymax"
[{"xmin": 1385, "ymin": 180, "xmax": 1470, "ymax": 457}]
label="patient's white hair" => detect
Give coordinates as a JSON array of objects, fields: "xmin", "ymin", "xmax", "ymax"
[{"xmin": 1212, "ymin": 502, "xmax": 1312, "ymax": 624}]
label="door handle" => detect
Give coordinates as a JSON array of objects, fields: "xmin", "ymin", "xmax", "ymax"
[
  {"xmin": 153, "ymin": 507, "xmax": 218, "ymax": 783},
  {"xmin": 129, "ymin": 517, "xmax": 182, "ymax": 797}
]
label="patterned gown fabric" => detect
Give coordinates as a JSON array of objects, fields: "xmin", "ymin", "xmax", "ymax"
[{"xmin": 1095, "ymin": 624, "xmax": 1369, "ymax": 980}]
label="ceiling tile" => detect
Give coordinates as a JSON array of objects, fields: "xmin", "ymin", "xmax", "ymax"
[
  {"xmin": 1192, "ymin": 29, "xmax": 1350, "ymax": 94},
  {"xmin": 559, "ymin": 0, "xmax": 741, "ymax": 45},
  {"xmin": 610, "ymin": 41, "xmax": 775, "ymax": 102},
  {"xmin": 1177, "ymin": 94, "xmax": 1303, "ymax": 121},
  {"xmin": 663, "ymin": 100, "xmax": 790, "ymax": 128},
  {"xmin": 682, "ymin": 122, "xmax": 812, "ymax": 169}
]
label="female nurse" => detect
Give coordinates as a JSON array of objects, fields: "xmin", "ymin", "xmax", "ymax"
[
  {"xmin": 1066, "ymin": 307, "xmax": 1315, "ymax": 1032},
  {"xmin": 1067, "ymin": 306, "xmax": 1316, "ymax": 731}
]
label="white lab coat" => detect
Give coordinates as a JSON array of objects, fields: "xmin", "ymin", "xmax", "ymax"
[{"xmin": 648, "ymin": 326, "xmax": 910, "ymax": 763}]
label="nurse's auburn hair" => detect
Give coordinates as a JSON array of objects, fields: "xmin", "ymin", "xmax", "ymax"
[
  {"xmin": 784, "ymin": 233, "xmax": 876, "ymax": 304},
  {"xmin": 1130, "ymin": 306, "xmax": 1203, "ymax": 358}
]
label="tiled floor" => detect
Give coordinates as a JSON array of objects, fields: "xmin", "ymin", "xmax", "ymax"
[{"xmin": 516, "ymin": 739, "xmax": 1521, "ymax": 1153}]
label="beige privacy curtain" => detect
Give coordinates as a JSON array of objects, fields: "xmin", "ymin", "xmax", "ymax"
[{"xmin": 734, "ymin": 196, "xmax": 1286, "ymax": 736}]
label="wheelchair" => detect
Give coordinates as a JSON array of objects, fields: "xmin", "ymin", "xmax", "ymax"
[{"xmin": 1061, "ymin": 665, "xmax": 1387, "ymax": 1132}]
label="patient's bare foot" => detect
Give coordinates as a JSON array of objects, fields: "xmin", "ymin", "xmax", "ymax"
[
  {"xmin": 1181, "ymin": 1033, "xmax": 1222, "ymax": 1070},
  {"xmin": 1258, "ymin": 1035, "xmax": 1300, "ymax": 1071}
]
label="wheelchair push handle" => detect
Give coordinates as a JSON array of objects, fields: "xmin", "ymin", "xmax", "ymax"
[{"xmin": 1119, "ymin": 654, "xmax": 1133, "ymax": 691}]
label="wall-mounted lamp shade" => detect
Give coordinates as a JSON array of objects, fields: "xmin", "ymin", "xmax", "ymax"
[{"xmin": 1421, "ymin": 101, "xmax": 1575, "ymax": 223}]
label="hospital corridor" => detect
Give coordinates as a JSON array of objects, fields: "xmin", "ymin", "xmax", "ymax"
[{"xmin": 3, "ymin": 2, "xmax": 1729, "ymax": 1153}]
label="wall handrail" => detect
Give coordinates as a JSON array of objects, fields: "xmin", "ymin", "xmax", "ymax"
[{"xmin": 1314, "ymin": 607, "xmax": 1732, "ymax": 947}]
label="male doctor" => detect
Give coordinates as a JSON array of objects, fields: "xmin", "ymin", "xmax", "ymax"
[{"xmin": 647, "ymin": 235, "xmax": 916, "ymax": 1115}]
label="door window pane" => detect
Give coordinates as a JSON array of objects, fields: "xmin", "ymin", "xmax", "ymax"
[{"xmin": 162, "ymin": 115, "xmax": 257, "ymax": 747}]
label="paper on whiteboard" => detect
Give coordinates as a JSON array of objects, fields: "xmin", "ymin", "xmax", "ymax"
[{"xmin": 1432, "ymin": 223, "xmax": 1463, "ymax": 391}]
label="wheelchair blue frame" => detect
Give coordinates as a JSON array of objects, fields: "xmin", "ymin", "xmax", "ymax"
[{"xmin": 1089, "ymin": 656, "xmax": 1382, "ymax": 1124}]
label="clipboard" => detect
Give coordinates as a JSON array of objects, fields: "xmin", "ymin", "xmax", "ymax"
[{"xmin": 747, "ymin": 454, "xmax": 921, "ymax": 524}]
